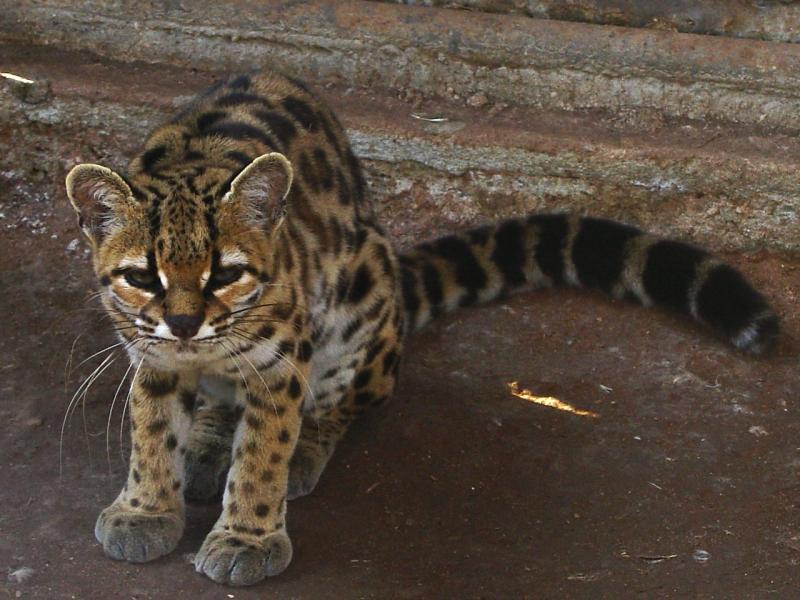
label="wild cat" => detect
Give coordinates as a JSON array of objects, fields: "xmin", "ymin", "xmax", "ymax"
[{"xmin": 65, "ymin": 69, "xmax": 778, "ymax": 586}]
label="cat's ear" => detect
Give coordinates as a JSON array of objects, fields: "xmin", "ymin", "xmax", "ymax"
[
  {"xmin": 65, "ymin": 164, "xmax": 134, "ymax": 247},
  {"xmin": 227, "ymin": 152, "xmax": 293, "ymax": 224}
]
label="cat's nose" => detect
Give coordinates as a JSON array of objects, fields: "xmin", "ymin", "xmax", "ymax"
[{"xmin": 164, "ymin": 313, "xmax": 204, "ymax": 340}]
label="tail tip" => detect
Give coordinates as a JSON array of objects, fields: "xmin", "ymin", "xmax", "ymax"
[{"xmin": 731, "ymin": 313, "xmax": 780, "ymax": 356}]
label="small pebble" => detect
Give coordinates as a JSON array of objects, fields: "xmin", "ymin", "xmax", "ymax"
[
  {"xmin": 8, "ymin": 567, "xmax": 34, "ymax": 583},
  {"xmin": 693, "ymin": 549, "xmax": 711, "ymax": 563}
]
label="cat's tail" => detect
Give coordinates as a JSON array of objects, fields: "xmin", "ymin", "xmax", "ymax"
[{"xmin": 398, "ymin": 214, "xmax": 778, "ymax": 354}]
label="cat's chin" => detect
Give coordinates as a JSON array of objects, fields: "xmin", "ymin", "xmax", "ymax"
[{"xmin": 136, "ymin": 341, "xmax": 227, "ymax": 370}]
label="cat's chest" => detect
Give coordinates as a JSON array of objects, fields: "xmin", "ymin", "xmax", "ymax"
[{"xmin": 302, "ymin": 294, "xmax": 374, "ymax": 411}]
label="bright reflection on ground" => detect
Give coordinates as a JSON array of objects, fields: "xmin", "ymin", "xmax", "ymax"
[
  {"xmin": 1, "ymin": 72, "xmax": 35, "ymax": 83},
  {"xmin": 507, "ymin": 381, "xmax": 599, "ymax": 418}
]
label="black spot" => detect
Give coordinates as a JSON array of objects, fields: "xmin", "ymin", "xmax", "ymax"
[
  {"xmin": 348, "ymin": 264, "xmax": 374, "ymax": 304},
  {"xmin": 696, "ymin": 264, "xmax": 773, "ymax": 340},
  {"xmin": 229, "ymin": 75, "xmax": 251, "ymax": 90},
  {"xmin": 278, "ymin": 429, "xmax": 290, "ymax": 443},
  {"xmin": 228, "ymin": 481, "xmax": 236, "ymax": 493},
  {"xmin": 342, "ymin": 318, "xmax": 363, "ymax": 342},
  {"xmin": 429, "ymin": 235, "xmax": 487, "ymax": 292},
  {"xmin": 246, "ymin": 393, "xmax": 265, "ymax": 409},
  {"xmin": 261, "ymin": 470, "xmax": 274, "ymax": 482},
  {"xmin": 165, "ymin": 434, "xmax": 178, "ymax": 451},
  {"xmin": 288, "ymin": 377, "xmax": 302, "ymax": 399},
  {"xmin": 313, "ymin": 147, "xmax": 334, "ymax": 190},
  {"xmin": 225, "ymin": 150, "xmax": 252, "ymax": 166},
  {"xmin": 253, "ymin": 527, "xmax": 266, "ymax": 536},
  {"xmin": 382, "ymin": 349, "xmax": 399, "ymax": 376},
  {"xmin": 297, "ymin": 340, "xmax": 313, "ymax": 362},
  {"xmin": 336, "ymin": 169, "xmax": 351, "ymax": 205},
  {"xmin": 141, "ymin": 146, "xmax": 166, "ymax": 172},
  {"xmin": 282, "ymin": 96, "xmax": 318, "ymax": 131},
  {"xmin": 179, "ymin": 391, "xmax": 196, "ymax": 413},
  {"xmin": 421, "ymin": 262, "xmax": 444, "ymax": 316},
  {"xmin": 257, "ymin": 324, "xmax": 275, "ymax": 339},
  {"xmin": 132, "ymin": 469, "xmax": 140, "ymax": 483},
  {"xmin": 365, "ymin": 339, "xmax": 386, "ymax": 365},
  {"xmin": 572, "ymin": 218, "xmax": 641, "ymax": 292},
  {"xmin": 278, "ymin": 340, "xmax": 296, "ymax": 357},
  {"xmin": 529, "ymin": 214, "xmax": 569, "ymax": 284},
  {"xmin": 354, "ymin": 369, "xmax": 372, "ymax": 389},
  {"xmin": 318, "ymin": 112, "xmax": 343, "ymax": 157},
  {"xmin": 491, "ymin": 219, "xmax": 528, "ymax": 287},
  {"xmin": 140, "ymin": 372, "xmax": 177, "ymax": 397},
  {"xmin": 147, "ymin": 419, "xmax": 168, "ymax": 435},
  {"xmin": 253, "ymin": 110, "xmax": 297, "ymax": 147},
  {"xmin": 196, "ymin": 110, "xmax": 227, "ymax": 132},
  {"xmin": 99, "ymin": 275, "xmax": 111, "ymax": 286},
  {"xmin": 269, "ymin": 452, "xmax": 282, "ymax": 464},
  {"xmin": 643, "ymin": 240, "xmax": 707, "ymax": 314},
  {"xmin": 130, "ymin": 498, "xmax": 140, "ymax": 507},
  {"xmin": 246, "ymin": 414, "xmax": 264, "ymax": 430},
  {"xmin": 242, "ymin": 481, "xmax": 256, "ymax": 495},
  {"xmin": 255, "ymin": 504, "xmax": 270, "ymax": 517}
]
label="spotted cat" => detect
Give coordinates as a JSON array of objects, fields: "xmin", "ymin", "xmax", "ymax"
[{"xmin": 65, "ymin": 69, "xmax": 778, "ymax": 586}]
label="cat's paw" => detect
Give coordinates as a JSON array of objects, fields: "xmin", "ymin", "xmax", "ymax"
[
  {"xmin": 288, "ymin": 446, "xmax": 328, "ymax": 500},
  {"xmin": 184, "ymin": 446, "xmax": 230, "ymax": 501},
  {"xmin": 194, "ymin": 529, "xmax": 292, "ymax": 586},
  {"xmin": 95, "ymin": 504, "xmax": 184, "ymax": 563}
]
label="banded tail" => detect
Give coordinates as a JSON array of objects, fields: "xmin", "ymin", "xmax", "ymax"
[{"xmin": 398, "ymin": 214, "xmax": 778, "ymax": 354}]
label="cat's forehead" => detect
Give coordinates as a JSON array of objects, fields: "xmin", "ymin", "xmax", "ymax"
[{"xmin": 153, "ymin": 192, "xmax": 213, "ymax": 266}]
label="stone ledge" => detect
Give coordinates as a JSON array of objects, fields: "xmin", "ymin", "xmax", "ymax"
[
  {"xmin": 2, "ymin": 43, "xmax": 798, "ymax": 250},
  {"xmin": 3, "ymin": 0, "xmax": 800, "ymax": 130}
]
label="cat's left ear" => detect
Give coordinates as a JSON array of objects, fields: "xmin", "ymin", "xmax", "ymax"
[
  {"xmin": 227, "ymin": 152, "xmax": 293, "ymax": 224},
  {"xmin": 65, "ymin": 163, "xmax": 135, "ymax": 247}
]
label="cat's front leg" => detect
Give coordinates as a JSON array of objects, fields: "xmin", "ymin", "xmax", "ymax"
[
  {"xmin": 95, "ymin": 368, "xmax": 196, "ymax": 563},
  {"xmin": 194, "ymin": 369, "xmax": 304, "ymax": 586}
]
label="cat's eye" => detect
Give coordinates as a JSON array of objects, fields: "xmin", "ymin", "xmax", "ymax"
[
  {"xmin": 124, "ymin": 269, "xmax": 158, "ymax": 289},
  {"xmin": 209, "ymin": 266, "xmax": 244, "ymax": 289}
]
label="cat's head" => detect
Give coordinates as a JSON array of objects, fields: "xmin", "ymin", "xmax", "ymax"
[{"xmin": 66, "ymin": 152, "xmax": 293, "ymax": 366}]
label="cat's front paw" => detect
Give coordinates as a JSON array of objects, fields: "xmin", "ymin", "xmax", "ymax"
[
  {"xmin": 194, "ymin": 529, "xmax": 292, "ymax": 586},
  {"xmin": 95, "ymin": 504, "xmax": 184, "ymax": 563}
]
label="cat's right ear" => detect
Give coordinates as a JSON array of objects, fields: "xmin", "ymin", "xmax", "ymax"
[{"xmin": 65, "ymin": 164, "xmax": 134, "ymax": 247}]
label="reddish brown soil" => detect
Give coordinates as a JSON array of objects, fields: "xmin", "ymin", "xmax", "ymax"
[{"xmin": 1, "ymin": 198, "xmax": 799, "ymax": 599}]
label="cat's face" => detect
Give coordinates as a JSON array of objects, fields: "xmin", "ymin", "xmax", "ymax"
[{"xmin": 66, "ymin": 153, "xmax": 293, "ymax": 368}]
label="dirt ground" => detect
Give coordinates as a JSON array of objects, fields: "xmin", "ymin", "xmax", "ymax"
[{"xmin": 0, "ymin": 196, "xmax": 799, "ymax": 599}]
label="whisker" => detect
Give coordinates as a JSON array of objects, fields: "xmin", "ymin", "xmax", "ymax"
[
  {"xmin": 60, "ymin": 352, "xmax": 118, "ymax": 477},
  {"xmin": 64, "ymin": 332, "xmax": 85, "ymax": 392},
  {"xmin": 107, "ymin": 358, "xmax": 136, "ymax": 470},
  {"xmin": 229, "ymin": 329, "xmax": 316, "ymax": 410},
  {"xmin": 225, "ymin": 338, "xmax": 279, "ymax": 415},
  {"xmin": 77, "ymin": 341, "xmax": 127, "ymax": 369},
  {"xmin": 119, "ymin": 345, "xmax": 150, "ymax": 464}
]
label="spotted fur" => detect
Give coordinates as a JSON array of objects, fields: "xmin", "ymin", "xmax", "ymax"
[{"xmin": 66, "ymin": 69, "xmax": 778, "ymax": 586}]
